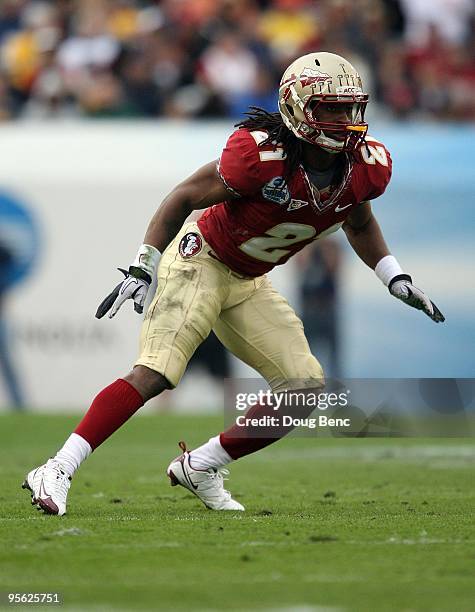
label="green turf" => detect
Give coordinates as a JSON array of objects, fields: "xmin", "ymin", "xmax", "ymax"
[{"xmin": 0, "ymin": 414, "xmax": 474, "ymax": 612}]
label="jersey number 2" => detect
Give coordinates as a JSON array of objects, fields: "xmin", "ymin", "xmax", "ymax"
[{"xmin": 239, "ymin": 222, "xmax": 342, "ymax": 263}]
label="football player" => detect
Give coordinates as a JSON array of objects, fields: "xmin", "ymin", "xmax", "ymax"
[{"xmin": 23, "ymin": 52, "xmax": 444, "ymax": 515}]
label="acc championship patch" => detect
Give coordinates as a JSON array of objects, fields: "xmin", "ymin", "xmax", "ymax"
[
  {"xmin": 179, "ymin": 232, "xmax": 202, "ymax": 258},
  {"xmin": 262, "ymin": 176, "xmax": 290, "ymax": 205}
]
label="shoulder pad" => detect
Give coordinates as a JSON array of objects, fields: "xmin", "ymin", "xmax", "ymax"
[{"xmin": 218, "ymin": 129, "xmax": 287, "ymax": 197}]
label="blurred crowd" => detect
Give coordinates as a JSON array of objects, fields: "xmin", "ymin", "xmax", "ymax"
[{"xmin": 0, "ymin": 0, "xmax": 473, "ymax": 121}]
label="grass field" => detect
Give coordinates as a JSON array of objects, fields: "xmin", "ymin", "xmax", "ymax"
[{"xmin": 1, "ymin": 413, "xmax": 474, "ymax": 612}]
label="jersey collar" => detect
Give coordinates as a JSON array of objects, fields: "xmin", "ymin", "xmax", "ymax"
[{"xmin": 299, "ymin": 153, "xmax": 353, "ymax": 214}]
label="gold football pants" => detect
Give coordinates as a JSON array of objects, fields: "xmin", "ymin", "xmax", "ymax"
[{"xmin": 136, "ymin": 223, "xmax": 323, "ymax": 391}]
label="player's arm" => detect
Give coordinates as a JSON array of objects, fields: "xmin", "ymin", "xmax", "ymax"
[
  {"xmin": 143, "ymin": 161, "xmax": 234, "ymax": 253},
  {"xmin": 342, "ymin": 200, "xmax": 389, "ymax": 268},
  {"xmin": 96, "ymin": 161, "xmax": 235, "ymax": 319},
  {"xmin": 343, "ymin": 201, "xmax": 445, "ymax": 323}
]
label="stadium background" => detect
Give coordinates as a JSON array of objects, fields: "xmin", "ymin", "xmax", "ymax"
[{"xmin": 0, "ymin": 0, "xmax": 473, "ymax": 410}]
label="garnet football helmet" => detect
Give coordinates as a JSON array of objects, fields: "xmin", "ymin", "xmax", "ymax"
[{"xmin": 278, "ymin": 51, "xmax": 369, "ymax": 153}]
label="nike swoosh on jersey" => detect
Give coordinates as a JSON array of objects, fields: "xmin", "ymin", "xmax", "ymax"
[{"xmin": 334, "ymin": 202, "xmax": 353, "ymax": 212}]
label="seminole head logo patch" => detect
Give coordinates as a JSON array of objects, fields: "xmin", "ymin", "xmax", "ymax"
[{"xmin": 179, "ymin": 232, "xmax": 202, "ymax": 258}]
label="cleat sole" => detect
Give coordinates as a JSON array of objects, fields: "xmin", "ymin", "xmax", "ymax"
[{"xmin": 37, "ymin": 497, "xmax": 60, "ymax": 515}]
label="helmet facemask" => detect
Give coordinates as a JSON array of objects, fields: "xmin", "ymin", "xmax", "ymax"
[{"xmin": 302, "ymin": 94, "xmax": 368, "ymax": 153}]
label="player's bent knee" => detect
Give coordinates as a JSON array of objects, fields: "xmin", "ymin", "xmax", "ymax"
[
  {"xmin": 272, "ymin": 356, "xmax": 325, "ymax": 394},
  {"xmin": 123, "ymin": 366, "xmax": 171, "ymax": 402}
]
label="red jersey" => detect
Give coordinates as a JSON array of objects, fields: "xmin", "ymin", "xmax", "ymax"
[{"xmin": 198, "ymin": 128, "xmax": 392, "ymax": 277}]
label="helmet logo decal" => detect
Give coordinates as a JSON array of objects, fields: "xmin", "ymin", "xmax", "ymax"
[
  {"xmin": 298, "ymin": 67, "xmax": 332, "ymax": 89},
  {"xmin": 281, "ymin": 68, "xmax": 332, "ymax": 99},
  {"xmin": 336, "ymin": 85, "xmax": 363, "ymax": 95},
  {"xmin": 337, "ymin": 63, "xmax": 362, "ymax": 88}
]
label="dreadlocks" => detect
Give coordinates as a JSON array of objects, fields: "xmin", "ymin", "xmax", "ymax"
[{"xmin": 235, "ymin": 106, "xmax": 304, "ymax": 178}]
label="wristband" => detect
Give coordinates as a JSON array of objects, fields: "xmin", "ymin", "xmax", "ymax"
[
  {"xmin": 132, "ymin": 244, "xmax": 161, "ymax": 278},
  {"xmin": 374, "ymin": 255, "xmax": 403, "ymax": 287}
]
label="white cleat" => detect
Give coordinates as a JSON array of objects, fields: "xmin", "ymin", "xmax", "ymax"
[
  {"xmin": 167, "ymin": 442, "xmax": 244, "ymax": 511},
  {"xmin": 22, "ymin": 459, "xmax": 71, "ymax": 516}
]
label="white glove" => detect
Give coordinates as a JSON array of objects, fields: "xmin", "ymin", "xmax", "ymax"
[
  {"xmin": 96, "ymin": 267, "xmax": 151, "ymax": 319},
  {"xmin": 388, "ymin": 274, "xmax": 445, "ymax": 323},
  {"xmin": 95, "ymin": 244, "xmax": 160, "ymax": 319}
]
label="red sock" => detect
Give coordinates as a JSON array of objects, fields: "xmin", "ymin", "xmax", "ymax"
[
  {"xmin": 220, "ymin": 393, "xmax": 319, "ymax": 460},
  {"xmin": 220, "ymin": 401, "xmax": 287, "ymax": 460},
  {"xmin": 74, "ymin": 379, "xmax": 144, "ymax": 450}
]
